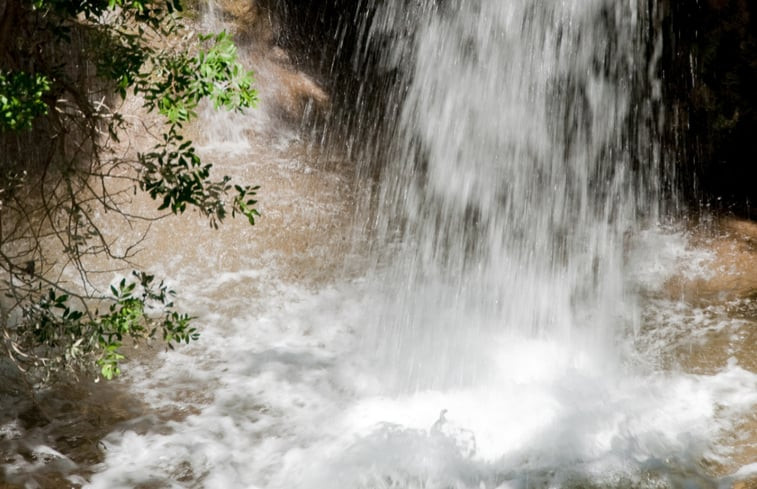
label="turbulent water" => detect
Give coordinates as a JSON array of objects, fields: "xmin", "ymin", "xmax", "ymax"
[
  {"xmin": 3, "ymin": 0, "xmax": 757, "ymax": 488},
  {"xmin": 356, "ymin": 0, "xmax": 664, "ymax": 391}
]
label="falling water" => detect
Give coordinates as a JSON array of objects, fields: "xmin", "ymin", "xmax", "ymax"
[
  {"xmin": 358, "ymin": 0, "xmax": 665, "ymax": 391},
  {"xmin": 4, "ymin": 0, "xmax": 757, "ymax": 488}
]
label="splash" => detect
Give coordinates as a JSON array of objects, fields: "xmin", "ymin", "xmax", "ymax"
[{"xmin": 9, "ymin": 1, "xmax": 757, "ymax": 488}]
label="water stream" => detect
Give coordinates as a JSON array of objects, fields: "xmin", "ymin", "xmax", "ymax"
[
  {"xmin": 2, "ymin": 0, "xmax": 757, "ymax": 487},
  {"xmin": 356, "ymin": 0, "xmax": 661, "ymax": 392}
]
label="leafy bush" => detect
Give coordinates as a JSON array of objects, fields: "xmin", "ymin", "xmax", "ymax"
[{"xmin": 0, "ymin": 0, "xmax": 258, "ymax": 384}]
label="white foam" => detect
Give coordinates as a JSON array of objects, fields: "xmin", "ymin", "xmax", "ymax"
[
  {"xmin": 78, "ymin": 1, "xmax": 757, "ymax": 486},
  {"xmin": 85, "ymin": 264, "xmax": 757, "ymax": 488},
  {"xmin": 626, "ymin": 227, "xmax": 715, "ymax": 292}
]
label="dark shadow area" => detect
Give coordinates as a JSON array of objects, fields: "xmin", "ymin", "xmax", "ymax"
[{"xmin": 663, "ymin": 0, "xmax": 757, "ymax": 219}]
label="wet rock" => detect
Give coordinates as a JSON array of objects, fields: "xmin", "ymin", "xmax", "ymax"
[{"xmin": 664, "ymin": 0, "xmax": 757, "ymax": 215}]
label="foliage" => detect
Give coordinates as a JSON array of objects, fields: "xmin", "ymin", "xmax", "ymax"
[
  {"xmin": 17, "ymin": 272, "xmax": 196, "ymax": 383},
  {"xmin": 0, "ymin": 0, "xmax": 258, "ymax": 384},
  {"xmin": 0, "ymin": 71, "xmax": 51, "ymax": 131}
]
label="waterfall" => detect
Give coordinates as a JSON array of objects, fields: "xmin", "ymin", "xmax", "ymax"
[
  {"xmin": 9, "ymin": 1, "xmax": 754, "ymax": 488},
  {"xmin": 358, "ymin": 0, "xmax": 664, "ymax": 391}
]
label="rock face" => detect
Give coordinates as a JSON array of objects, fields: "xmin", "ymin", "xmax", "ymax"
[
  {"xmin": 208, "ymin": 0, "xmax": 330, "ymax": 123},
  {"xmin": 257, "ymin": 0, "xmax": 757, "ymax": 220},
  {"xmin": 665, "ymin": 218, "xmax": 757, "ymax": 301},
  {"xmin": 664, "ymin": 0, "xmax": 757, "ymax": 217}
]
